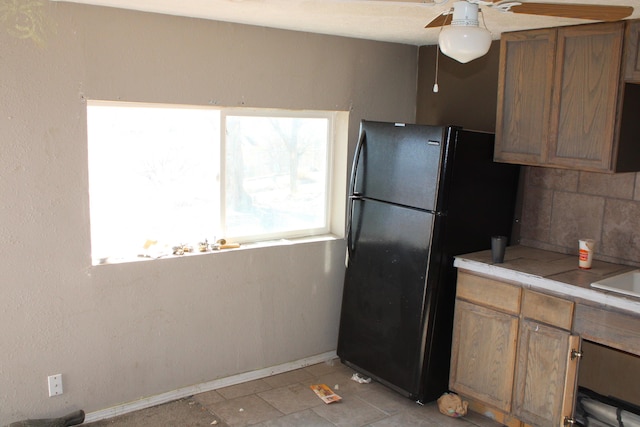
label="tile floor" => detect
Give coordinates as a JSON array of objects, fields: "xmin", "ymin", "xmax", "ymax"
[{"xmin": 85, "ymin": 359, "xmax": 502, "ymax": 427}]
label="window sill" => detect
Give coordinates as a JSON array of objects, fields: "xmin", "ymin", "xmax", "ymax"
[{"xmin": 93, "ymin": 234, "xmax": 342, "ymax": 266}]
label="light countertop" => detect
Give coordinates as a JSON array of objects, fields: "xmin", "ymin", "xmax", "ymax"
[{"xmin": 454, "ymin": 245, "xmax": 640, "ymax": 315}]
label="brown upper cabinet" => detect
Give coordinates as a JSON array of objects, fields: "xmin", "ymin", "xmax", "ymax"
[
  {"xmin": 626, "ymin": 20, "xmax": 640, "ymax": 82},
  {"xmin": 495, "ymin": 20, "xmax": 640, "ymax": 173}
]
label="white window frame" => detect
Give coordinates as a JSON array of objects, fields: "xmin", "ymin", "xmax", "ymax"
[{"xmin": 220, "ymin": 108, "xmax": 335, "ymax": 242}]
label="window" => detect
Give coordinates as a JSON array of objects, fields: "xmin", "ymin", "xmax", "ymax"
[{"xmin": 87, "ymin": 101, "xmax": 344, "ymax": 265}]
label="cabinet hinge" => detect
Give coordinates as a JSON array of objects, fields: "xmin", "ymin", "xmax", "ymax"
[
  {"xmin": 564, "ymin": 416, "xmax": 577, "ymax": 425},
  {"xmin": 570, "ymin": 349, "xmax": 583, "ymax": 360}
]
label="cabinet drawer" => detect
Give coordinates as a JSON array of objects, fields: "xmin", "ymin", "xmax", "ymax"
[
  {"xmin": 574, "ymin": 304, "xmax": 640, "ymax": 356},
  {"xmin": 521, "ymin": 290, "xmax": 574, "ymax": 330},
  {"xmin": 457, "ymin": 272, "xmax": 521, "ymax": 315}
]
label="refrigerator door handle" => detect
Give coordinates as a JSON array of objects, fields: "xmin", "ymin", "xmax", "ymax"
[
  {"xmin": 345, "ymin": 129, "xmax": 367, "ymax": 262},
  {"xmin": 349, "ymin": 129, "xmax": 366, "ymax": 197},
  {"xmin": 346, "ymin": 195, "xmax": 362, "ymax": 260}
]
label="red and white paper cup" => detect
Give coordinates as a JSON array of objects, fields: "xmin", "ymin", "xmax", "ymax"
[{"xmin": 579, "ymin": 239, "xmax": 595, "ymax": 269}]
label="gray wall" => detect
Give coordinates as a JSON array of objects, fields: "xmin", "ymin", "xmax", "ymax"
[
  {"xmin": 416, "ymin": 42, "xmax": 501, "ymax": 132},
  {"xmin": 0, "ymin": 2, "xmax": 418, "ymax": 423}
]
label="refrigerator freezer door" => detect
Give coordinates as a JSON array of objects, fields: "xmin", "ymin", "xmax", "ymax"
[
  {"xmin": 352, "ymin": 121, "xmax": 444, "ymax": 211},
  {"xmin": 338, "ymin": 197, "xmax": 435, "ymax": 397}
]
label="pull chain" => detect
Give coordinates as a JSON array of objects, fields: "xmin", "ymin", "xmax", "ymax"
[
  {"xmin": 433, "ymin": 44, "xmax": 440, "ymax": 93},
  {"xmin": 433, "ymin": 11, "xmax": 451, "ymax": 93}
]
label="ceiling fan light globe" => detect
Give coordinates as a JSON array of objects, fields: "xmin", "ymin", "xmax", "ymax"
[{"xmin": 438, "ymin": 25, "xmax": 492, "ymax": 64}]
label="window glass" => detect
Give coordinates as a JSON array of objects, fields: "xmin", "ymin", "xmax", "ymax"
[{"xmin": 224, "ymin": 115, "xmax": 329, "ymax": 239}]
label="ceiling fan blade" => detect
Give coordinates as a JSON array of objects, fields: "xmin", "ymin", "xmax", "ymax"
[
  {"xmin": 425, "ymin": 13, "xmax": 452, "ymax": 28},
  {"xmin": 509, "ymin": 3, "xmax": 633, "ymax": 21},
  {"xmin": 359, "ymin": 0, "xmax": 437, "ymax": 2}
]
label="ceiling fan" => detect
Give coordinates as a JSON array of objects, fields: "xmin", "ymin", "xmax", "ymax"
[
  {"xmin": 417, "ymin": 0, "xmax": 634, "ymax": 63},
  {"xmin": 424, "ymin": 1, "xmax": 634, "ymax": 29}
]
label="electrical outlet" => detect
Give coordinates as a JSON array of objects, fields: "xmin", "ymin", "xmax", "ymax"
[{"xmin": 48, "ymin": 374, "xmax": 63, "ymax": 397}]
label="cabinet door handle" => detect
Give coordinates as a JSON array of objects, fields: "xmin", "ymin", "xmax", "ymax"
[{"xmin": 570, "ymin": 349, "xmax": 583, "ymax": 360}]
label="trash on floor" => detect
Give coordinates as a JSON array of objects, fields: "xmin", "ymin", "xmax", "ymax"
[
  {"xmin": 350, "ymin": 373, "xmax": 372, "ymax": 384},
  {"xmin": 437, "ymin": 392, "xmax": 468, "ymax": 418},
  {"xmin": 310, "ymin": 384, "xmax": 342, "ymax": 404},
  {"xmin": 9, "ymin": 409, "xmax": 85, "ymax": 427}
]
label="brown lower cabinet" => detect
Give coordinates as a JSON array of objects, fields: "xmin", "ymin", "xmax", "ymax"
[{"xmin": 450, "ymin": 272, "xmax": 581, "ymax": 427}]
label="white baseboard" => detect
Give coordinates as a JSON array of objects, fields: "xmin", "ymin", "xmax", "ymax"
[{"xmin": 84, "ymin": 351, "xmax": 338, "ymax": 423}]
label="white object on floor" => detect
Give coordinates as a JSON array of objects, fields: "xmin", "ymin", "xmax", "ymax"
[{"xmin": 351, "ymin": 373, "xmax": 371, "ymax": 384}]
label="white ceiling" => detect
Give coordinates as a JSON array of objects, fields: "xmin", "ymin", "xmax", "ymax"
[{"xmin": 53, "ymin": 0, "xmax": 640, "ymax": 46}]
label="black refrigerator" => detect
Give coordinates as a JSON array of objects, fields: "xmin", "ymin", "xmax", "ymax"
[{"xmin": 337, "ymin": 120, "xmax": 520, "ymax": 403}]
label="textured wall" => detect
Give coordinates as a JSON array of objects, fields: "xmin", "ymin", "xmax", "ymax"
[{"xmin": 0, "ymin": 2, "xmax": 418, "ymax": 423}]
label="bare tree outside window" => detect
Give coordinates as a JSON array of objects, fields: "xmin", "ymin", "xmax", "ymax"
[{"xmin": 224, "ymin": 115, "xmax": 329, "ymax": 239}]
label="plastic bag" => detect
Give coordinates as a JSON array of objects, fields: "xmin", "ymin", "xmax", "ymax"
[
  {"xmin": 437, "ymin": 392, "xmax": 468, "ymax": 418},
  {"xmin": 351, "ymin": 373, "xmax": 372, "ymax": 384}
]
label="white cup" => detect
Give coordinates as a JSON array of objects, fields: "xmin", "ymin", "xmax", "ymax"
[{"xmin": 579, "ymin": 239, "xmax": 595, "ymax": 269}]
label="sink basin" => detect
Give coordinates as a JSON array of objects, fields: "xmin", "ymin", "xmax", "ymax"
[{"xmin": 591, "ymin": 270, "xmax": 640, "ymax": 298}]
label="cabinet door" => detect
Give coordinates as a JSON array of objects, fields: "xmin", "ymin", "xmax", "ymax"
[
  {"xmin": 625, "ymin": 20, "xmax": 640, "ymax": 82},
  {"xmin": 548, "ymin": 22, "xmax": 624, "ymax": 171},
  {"xmin": 495, "ymin": 29, "xmax": 556, "ymax": 165},
  {"xmin": 449, "ymin": 299, "xmax": 519, "ymax": 412},
  {"xmin": 512, "ymin": 320, "xmax": 580, "ymax": 427}
]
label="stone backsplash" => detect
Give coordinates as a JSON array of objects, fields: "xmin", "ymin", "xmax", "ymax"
[{"xmin": 518, "ymin": 166, "xmax": 640, "ymax": 268}]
